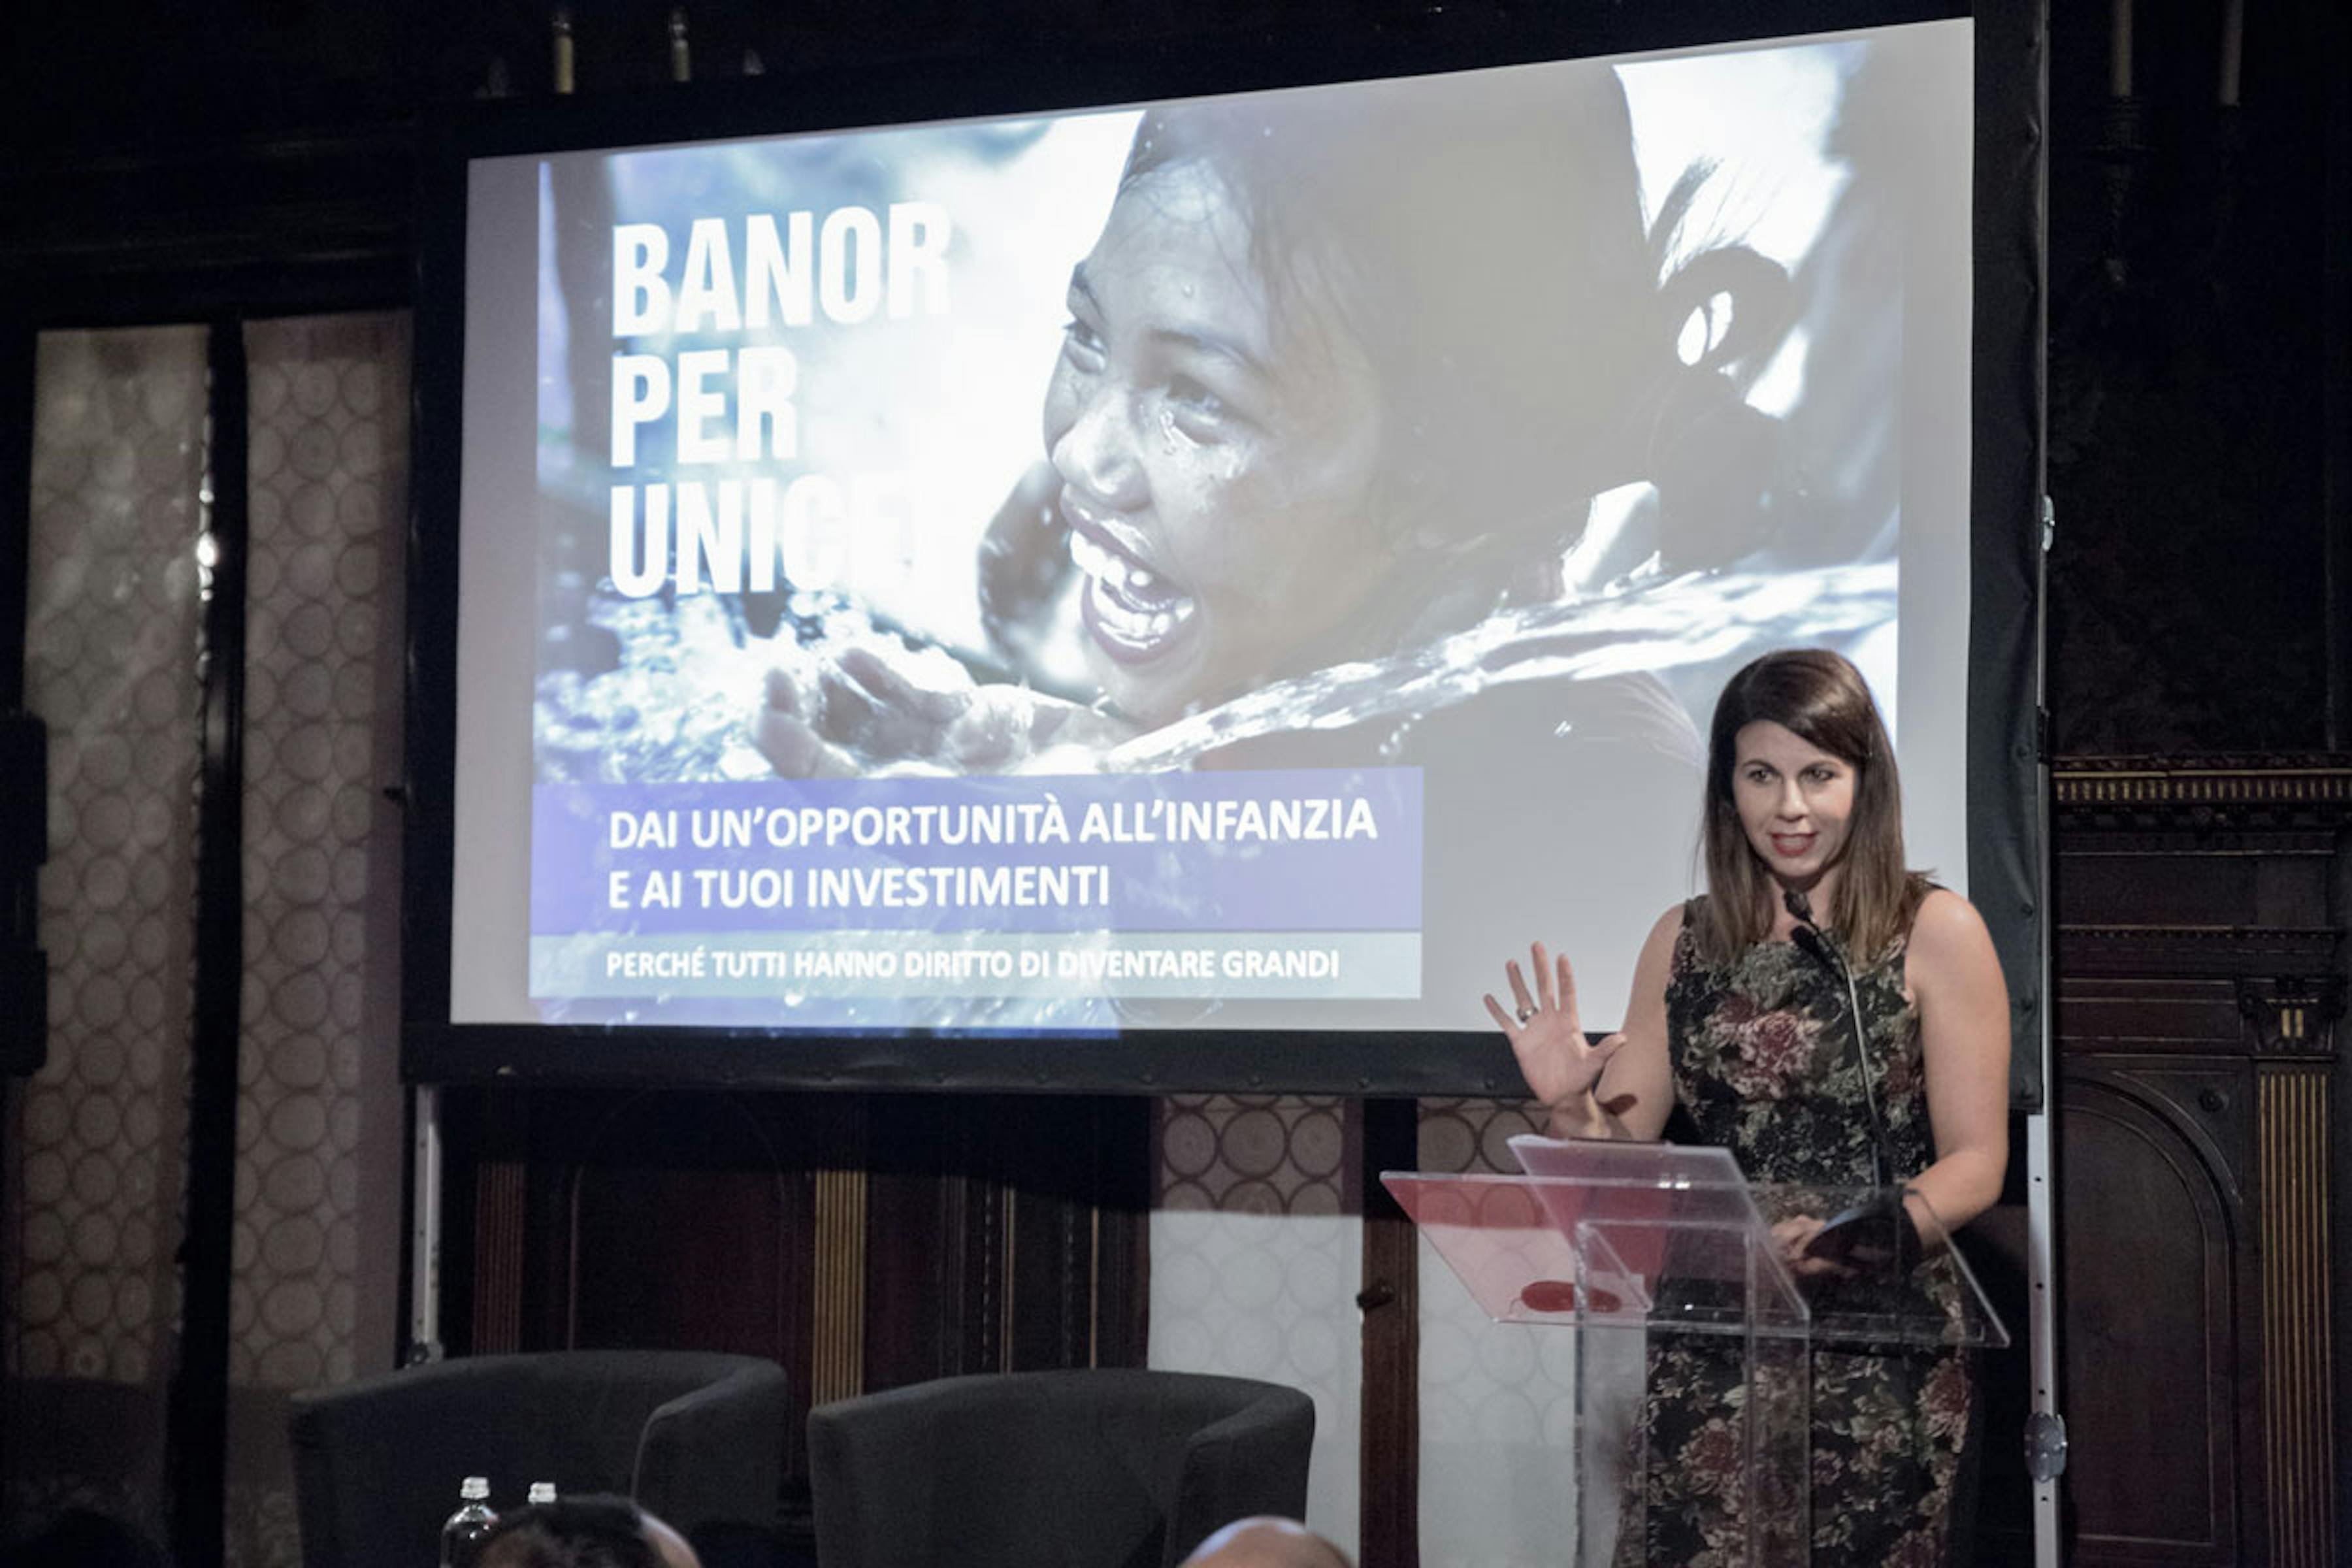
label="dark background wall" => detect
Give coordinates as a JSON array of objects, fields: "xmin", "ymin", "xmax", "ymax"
[
  {"xmin": 2040, "ymin": 0, "xmax": 2347, "ymax": 753},
  {"xmin": 4, "ymin": 0, "xmax": 2346, "ymax": 744}
]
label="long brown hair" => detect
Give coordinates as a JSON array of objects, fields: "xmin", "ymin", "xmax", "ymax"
[{"xmin": 1693, "ymin": 648, "xmax": 1927, "ymax": 964}]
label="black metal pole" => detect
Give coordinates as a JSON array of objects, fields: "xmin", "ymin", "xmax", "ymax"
[
  {"xmin": 0, "ymin": 318, "xmax": 31, "ymax": 715},
  {"xmin": 2325, "ymin": 0, "xmax": 2352, "ymax": 752},
  {"xmin": 0, "ymin": 307, "xmax": 35, "ymax": 1522},
  {"xmin": 169, "ymin": 318, "xmax": 247, "ymax": 1568}
]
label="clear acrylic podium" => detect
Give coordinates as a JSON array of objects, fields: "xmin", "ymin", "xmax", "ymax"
[{"xmin": 1384, "ymin": 1141, "xmax": 2008, "ymax": 1567}]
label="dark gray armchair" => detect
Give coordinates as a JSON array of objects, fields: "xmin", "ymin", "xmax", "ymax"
[
  {"xmin": 807, "ymin": 1368, "xmax": 1315, "ymax": 1568},
  {"xmin": 287, "ymin": 1349, "xmax": 789, "ymax": 1568}
]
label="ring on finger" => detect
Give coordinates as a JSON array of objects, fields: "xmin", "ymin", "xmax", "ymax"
[{"xmin": 1516, "ymin": 1005, "xmax": 1537, "ymax": 1024}]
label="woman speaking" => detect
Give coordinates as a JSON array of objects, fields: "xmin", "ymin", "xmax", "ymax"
[{"xmin": 1488, "ymin": 647, "xmax": 2010, "ymax": 1567}]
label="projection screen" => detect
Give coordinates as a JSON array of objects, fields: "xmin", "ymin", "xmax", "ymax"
[{"xmin": 434, "ymin": 20, "xmax": 1977, "ymax": 1053}]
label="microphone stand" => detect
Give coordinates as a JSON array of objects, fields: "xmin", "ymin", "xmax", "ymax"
[{"xmin": 1783, "ymin": 889, "xmax": 1912, "ymax": 1271}]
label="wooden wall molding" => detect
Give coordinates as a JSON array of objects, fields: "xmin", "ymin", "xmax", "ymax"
[
  {"xmin": 2059, "ymin": 830, "xmax": 2343, "ymax": 857},
  {"xmin": 1357, "ymin": 1099, "xmax": 1418, "ymax": 1568},
  {"xmin": 2238, "ymin": 977, "xmax": 2348, "ymax": 1058},
  {"xmin": 469, "ymin": 1156, "xmax": 528, "ymax": 1354},
  {"xmin": 808, "ymin": 1097, "xmax": 870, "ymax": 1405},
  {"xmin": 2059, "ymin": 1067, "xmax": 2244, "ymax": 1560},
  {"xmin": 2, "ymin": 119, "xmax": 415, "ymax": 322},
  {"xmin": 2257, "ymin": 1065, "xmax": 2336, "ymax": 1568},
  {"xmin": 2063, "ymin": 1057, "xmax": 2251, "ymax": 1211},
  {"xmin": 2061, "ymin": 925, "xmax": 2342, "ymax": 972},
  {"xmin": 2051, "ymin": 760, "xmax": 2349, "ymax": 1565},
  {"xmin": 809, "ymin": 1169, "xmax": 869, "ymax": 1405},
  {"xmin": 467, "ymin": 1092, "xmax": 531, "ymax": 1355},
  {"xmin": 2053, "ymin": 756, "xmax": 2352, "ymax": 826}
]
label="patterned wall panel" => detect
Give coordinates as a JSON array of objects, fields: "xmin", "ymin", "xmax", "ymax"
[
  {"xmin": 225, "ymin": 314, "xmax": 411, "ymax": 1568},
  {"xmin": 6, "ymin": 326, "xmax": 208, "ymax": 1541},
  {"xmin": 1150, "ymin": 1094, "xmax": 1362, "ymax": 1558},
  {"xmin": 1416, "ymin": 1096, "xmax": 1588, "ymax": 1568}
]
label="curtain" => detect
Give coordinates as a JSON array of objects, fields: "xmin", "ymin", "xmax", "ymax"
[
  {"xmin": 6, "ymin": 325, "xmax": 208, "ymax": 1545},
  {"xmin": 224, "ymin": 312, "xmax": 411, "ymax": 1568},
  {"xmin": 5, "ymin": 313, "xmax": 411, "ymax": 1567}
]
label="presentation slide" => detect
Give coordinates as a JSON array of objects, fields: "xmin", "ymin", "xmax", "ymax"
[{"xmin": 449, "ymin": 22, "xmax": 1974, "ymax": 1033}]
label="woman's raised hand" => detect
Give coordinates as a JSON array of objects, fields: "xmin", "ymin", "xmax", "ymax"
[{"xmin": 1482, "ymin": 942, "xmax": 1626, "ymax": 1116}]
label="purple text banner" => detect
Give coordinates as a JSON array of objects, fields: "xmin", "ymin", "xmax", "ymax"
[{"xmin": 531, "ymin": 766, "xmax": 1422, "ymax": 936}]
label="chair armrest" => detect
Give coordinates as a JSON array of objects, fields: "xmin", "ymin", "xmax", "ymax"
[
  {"xmin": 633, "ymin": 1360, "xmax": 791, "ymax": 1540},
  {"xmin": 1166, "ymin": 1386, "xmax": 1316, "ymax": 1566},
  {"xmin": 806, "ymin": 1384, "xmax": 980, "ymax": 1568}
]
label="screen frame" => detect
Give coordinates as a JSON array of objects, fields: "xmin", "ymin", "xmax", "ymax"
[{"xmin": 402, "ymin": 0, "xmax": 2045, "ymax": 1101}]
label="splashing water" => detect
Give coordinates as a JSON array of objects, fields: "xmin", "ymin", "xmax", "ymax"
[
  {"xmin": 538, "ymin": 563, "xmax": 1894, "ymax": 783},
  {"xmin": 1102, "ymin": 562, "xmax": 1897, "ymax": 772},
  {"xmin": 529, "ymin": 562, "xmax": 1891, "ymax": 1030},
  {"xmin": 536, "ymin": 587, "xmax": 825, "ymax": 784}
]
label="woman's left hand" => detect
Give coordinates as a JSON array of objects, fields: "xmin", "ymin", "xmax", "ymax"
[{"xmin": 1769, "ymin": 1214, "xmax": 1850, "ymax": 1279}]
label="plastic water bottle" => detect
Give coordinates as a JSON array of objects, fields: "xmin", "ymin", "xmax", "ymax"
[
  {"xmin": 440, "ymin": 1477, "xmax": 498, "ymax": 1568},
  {"xmin": 527, "ymin": 1482, "xmax": 557, "ymax": 1505}
]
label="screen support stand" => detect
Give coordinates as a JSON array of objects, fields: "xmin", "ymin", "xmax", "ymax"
[
  {"xmin": 406, "ymin": 1083, "xmax": 444, "ymax": 1364},
  {"xmin": 2030, "ymin": 493, "xmax": 2063, "ymax": 1567},
  {"xmin": 2025, "ymin": 1108, "xmax": 2061, "ymax": 1563}
]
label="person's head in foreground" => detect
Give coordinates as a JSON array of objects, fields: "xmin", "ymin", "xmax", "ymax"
[
  {"xmin": 476, "ymin": 1497, "xmax": 698, "ymax": 1568},
  {"xmin": 1, "ymin": 1509, "xmax": 172, "ymax": 1568},
  {"xmin": 1695, "ymin": 645, "xmax": 1921, "ymax": 963},
  {"xmin": 1182, "ymin": 1515, "xmax": 1354, "ymax": 1568}
]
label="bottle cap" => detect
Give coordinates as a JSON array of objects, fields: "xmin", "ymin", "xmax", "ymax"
[{"xmin": 461, "ymin": 1477, "xmax": 491, "ymax": 1501}]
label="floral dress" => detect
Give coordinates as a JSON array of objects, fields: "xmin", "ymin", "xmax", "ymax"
[{"xmin": 1614, "ymin": 900, "xmax": 1974, "ymax": 1568}]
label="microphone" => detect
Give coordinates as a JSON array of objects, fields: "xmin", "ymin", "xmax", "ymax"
[
  {"xmin": 1784, "ymin": 892, "xmax": 1835, "ymax": 968},
  {"xmin": 1788, "ymin": 924, "xmax": 1835, "ymax": 968}
]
